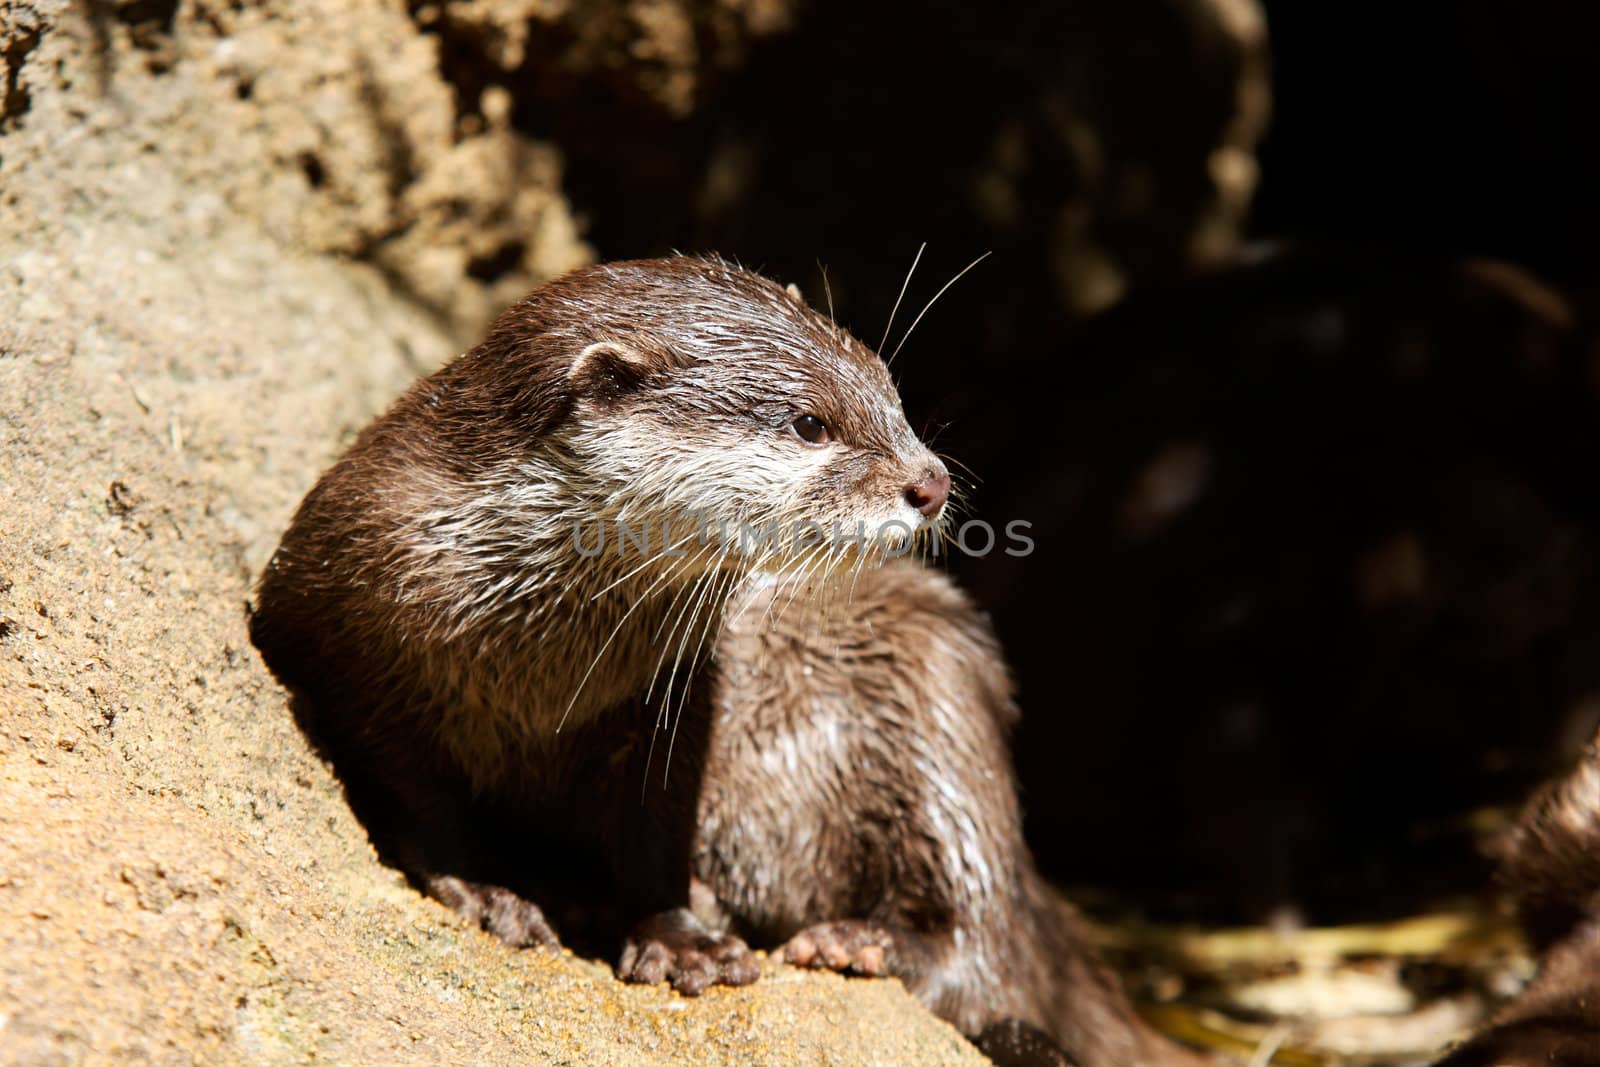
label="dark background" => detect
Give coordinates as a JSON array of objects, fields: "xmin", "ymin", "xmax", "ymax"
[
  {"xmin": 1255, "ymin": 1, "xmax": 1596, "ymax": 288},
  {"xmin": 441, "ymin": 0, "xmax": 1600, "ymax": 922}
]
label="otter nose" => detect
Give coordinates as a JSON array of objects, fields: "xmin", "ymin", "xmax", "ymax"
[{"xmin": 905, "ymin": 471, "xmax": 951, "ymax": 518}]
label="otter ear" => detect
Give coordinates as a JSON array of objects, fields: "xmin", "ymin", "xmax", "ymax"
[{"xmin": 568, "ymin": 340, "xmax": 678, "ymax": 403}]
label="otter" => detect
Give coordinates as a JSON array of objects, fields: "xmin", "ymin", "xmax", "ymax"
[
  {"xmin": 249, "ymin": 256, "xmax": 1204, "ymax": 1066},
  {"xmin": 1434, "ymin": 732, "xmax": 1600, "ymax": 1066}
]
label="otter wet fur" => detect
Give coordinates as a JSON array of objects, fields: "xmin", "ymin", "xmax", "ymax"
[
  {"xmin": 1434, "ymin": 731, "xmax": 1600, "ymax": 1066},
  {"xmin": 249, "ymin": 256, "xmax": 1204, "ymax": 1066}
]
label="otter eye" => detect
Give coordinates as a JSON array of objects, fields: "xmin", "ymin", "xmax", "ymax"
[{"xmin": 791, "ymin": 414, "xmax": 831, "ymax": 445}]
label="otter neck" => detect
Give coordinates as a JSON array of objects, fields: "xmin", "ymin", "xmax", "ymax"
[
  {"xmin": 540, "ymin": 532, "xmax": 746, "ymax": 726},
  {"xmin": 409, "ymin": 471, "xmax": 746, "ymax": 732}
]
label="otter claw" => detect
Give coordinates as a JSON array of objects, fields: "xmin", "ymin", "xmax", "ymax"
[
  {"xmin": 619, "ymin": 908, "xmax": 759, "ymax": 995},
  {"xmin": 780, "ymin": 920, "xmax": 894, "ymax": 976},
  {"xmin": 426, "ymin": 875, "xmax": 560, "ymax": 949}
]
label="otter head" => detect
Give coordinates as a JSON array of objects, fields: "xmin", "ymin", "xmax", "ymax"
[{"xmin": 535, "ymin": 257, "xmax": 951, "ymax": 577}]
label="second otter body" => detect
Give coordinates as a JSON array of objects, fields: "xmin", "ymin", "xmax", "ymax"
[
  {"xmin": 1434, "ymin": 733, "xmax": 1600, "ymax": 1066},
  {"xmin": 249, "ymin": 257, "xmax": 1200, "ymax": 1065}
]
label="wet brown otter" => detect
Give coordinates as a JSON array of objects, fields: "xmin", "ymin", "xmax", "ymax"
[
  {"xmin": 1435, "ymin": 732, "xmax": 1600, "ymax": 1066},
  {"xmin": 249, "ymin": 256, "xmax": 1202, "ymax": 1065}
]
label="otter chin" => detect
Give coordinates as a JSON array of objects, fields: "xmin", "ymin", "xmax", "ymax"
[{"xmin": 250, "ymin": 256, "xmax": 1206, "ymax": 1067}]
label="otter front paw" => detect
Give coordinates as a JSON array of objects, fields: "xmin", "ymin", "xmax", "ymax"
[
  {"xmin": 779, "ymin": 919, "xmax": 896, "ymax": 976},
  {"xmin": 619, "ymin": 908, "xmax": 760, "ymax": 995},
  {"xmin": 426, "ymin": 875, "xmax": 559, "ymax": 949}
]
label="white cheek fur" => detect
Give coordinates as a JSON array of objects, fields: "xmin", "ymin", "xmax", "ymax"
[{"xmin": 550, "ymin": 415, "xmax": 936, "ymax": 573}]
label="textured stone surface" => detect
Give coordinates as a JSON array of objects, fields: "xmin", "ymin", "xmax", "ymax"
[
  {"xmin": 0, "ymin": 0, "xmax": 589, "ymax": 337},
  {"xmin": 420, "ymin": 0, "xmax": 794, "ymax": 116}
]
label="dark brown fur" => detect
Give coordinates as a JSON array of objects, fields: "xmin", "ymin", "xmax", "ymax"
[
  {"xmin": 704, "ymin": 564, "xmax": 1199, "ymax": 1065},
  {"xmin": 1436, "ymin": 734, "xmax": 1600, "ymax": 1065},
  {"xmin": 250, "ymin": 256, "xmax": 1203, "ymax": 1066}
]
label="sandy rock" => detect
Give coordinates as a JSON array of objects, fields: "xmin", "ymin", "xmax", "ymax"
[{"xmin": 1, "ymin": 0, "xmax": 589, "ymax": 338}]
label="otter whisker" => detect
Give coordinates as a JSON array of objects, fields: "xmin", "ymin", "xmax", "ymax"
[
  {"xmin": 660, "ymin": 564, "xmax": 740, "ymax": 788},
  {"xmin": 642, "ymin": 568, "xmax": 709, "ymax": 791},
  {"xmin": 817, "ymin": 260, "xmax": 836, "ymax": 324},
  {"xmin": 591, "ymin": 528, "xmax": 704, "ymax": 600},
  {"xmin": 643, "ymin": 546, "xmax": 728, "ymax": 793},
  {"xmin": 879, "ymin": 241, "xmax": 927, "ymax": 357},
  {"xmin": 648, "ymin": 541, "xmax": 714, "ymax": 630},
  {"xmin": 558, "ymin": 541, "xmax": 705, "ymax": 733},
  {"xmin": 658, "ymin": 546, "xmax": 728, "ymax": 728},
  {"xmin": 889, "ymin": 249, "xmax": 992, "ymax": 365},
  {"xmin": 773, "ymin": 549, "xmax": 821, "ymax": 626},
  {"xmin": 943, "ymin": 452, "xmax": 983, "ymax": 487},
  {"xmin": 845, "ymin": 536, "xmax": 871, "ymax": 608},
  {"xmin": 776, "ymin": 542, "xmax": 836, "ymax": 627},
  {"xmin": 754, "ymin": 547, "xmax": 795, "ymax": 632},
  {"xmin": 645, "ymin": 542, "xmax": 723, "ymax": 706},
  {"xmin": 820, "ymin": 551, "xmax": 860, "ymax": 661},
  {"xmin": 922, "ymin": 418, "xmax": 954, "ymax": 450},
  {"xmin": 663, "ymin": 561, "xmax": 737, "ymax": 759},
  {"xmin": 938, "ymin": 522, "xmax": 959, "ymax": 567},
  {"xmin": 640, "ymin": 553, "xmax": 723, "ymax": 799}
]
